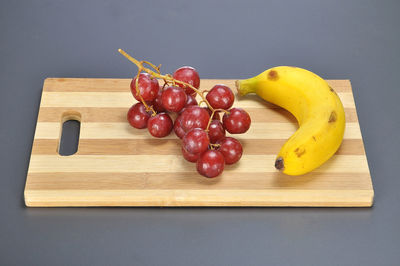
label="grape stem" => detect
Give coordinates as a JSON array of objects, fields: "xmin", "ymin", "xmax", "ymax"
[
  {"xmin": 205, "ymin": 108, "xmax": 229, "ymax": 131},
  {"xmin": 134, "ymin": 69, "xmax": 157, "ymax": 116},
  {"xmin": 119, "ymin": 49, "xmax": 215, "ymax": 111},
  {"xmin": 209, "ymin": 143, "xmax": 221, "ymax": 150},
  {"xmin": 118, "ymin": 48, "xmax": 230, "ymax": 127}
]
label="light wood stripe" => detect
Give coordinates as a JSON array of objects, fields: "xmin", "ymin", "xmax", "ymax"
[
  {"xmin": 24, "ymin": 189, "xmax": 373, "ymax": 207},
  {"xmin": 33, "ymin": 122, "xmax": 363, "ymax": 140},
  {"xmin": 37, "ymin": 107, "xmax": 359, "ymax": 123},
  {"xmin": 40, "ymin": 91, "xmax": 356, "ymax": 108},
  {"xmin": 26, "ymin": 172, "xmax": 372, "ymax": 190},
  {"xmin": 28, "ymin": 155, "xmax": 370, "ymax": 174},
  {"xmin": 31, "ymin": 139, "xmax": 365, "ymax": 155},
  {"xmin": 43, "ymin": 78, "xmax": 352, "ymax": 93}
]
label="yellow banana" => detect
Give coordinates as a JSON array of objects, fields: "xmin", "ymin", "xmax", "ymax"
[{"xmin": 236, "ymin": 66, "xmax": 345, "ymax": 175}]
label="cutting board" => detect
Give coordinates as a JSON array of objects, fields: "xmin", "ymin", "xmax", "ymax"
[{"xmin": 24, "ymin": 78, "xmax": 374, "ymax": 207}]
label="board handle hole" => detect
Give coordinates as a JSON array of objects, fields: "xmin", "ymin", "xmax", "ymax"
[{"xmin": 58, "ymin": 112, "xmax": 81, "ymax": 156}]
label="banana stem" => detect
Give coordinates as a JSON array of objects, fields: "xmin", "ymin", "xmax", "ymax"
[{"xmin": 235, "ymin": 79, "xmax": 256, "ymax": 96}]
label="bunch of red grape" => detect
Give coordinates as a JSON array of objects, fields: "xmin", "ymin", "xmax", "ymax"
[{"xmin": 126, "ymin": 65, "xmax": 251, "ymax": 178}]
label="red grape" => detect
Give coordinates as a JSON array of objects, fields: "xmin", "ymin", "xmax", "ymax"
[
  {"xmin": 173, "ymin": 66, "xmax": 200, "ymax": 96},
  {"xmin": 223, "ymin": 108, "xmax": 251, "ymax": 134},
  {"xmin": 130, "ymin": 73, "xmax": 159, "ymax": 102},
  {"xmin": 180, "ymin": 106, "xmax": 210, "ymax": 133},
  {"xmin": 204, "ymin": 107, "xmax": 220, "ymax": 120},
  {"xmin": 152, "ymin": 89, "xmax": 165, "ymax": 112},
  {"xmin": 181, "ymin": 147, "xmax": 200, "ymax": 163},
  {"xmin": 127, "ymin": 103, "xmax": 151, "ymax": 129},
  {"xmin": 185, "ymin": 94, "xmax": 198, "ymax": 108},
  {"xmin": 206, "ymin": 84, "xmax": 234, "ymax": 110},
  {"xmin": 196, "ymin": 150, "xmax": 225, "ymax": 178},
  {"xmin": 173, "ymin": 114, "xmax": 186, "ymax": 139},
  {"xmin": 208, "ymin": 120, "xmax": 225, "ymax": 143},
  {"xmin": 178, "ymin": 95, "xmax": 199, "ymax": 115},
  {"xmin": 161, "ymin": 86, "xmax": 187, "ymax": 113},
  {"xmin": 182, "ymin": 128, "xmax": 209, "ymax": 155},
  {"xmin": 147, "ymin": 113, "xmax": 173, "ymax": 138},
  {"xmin": 217, "ymin": 137, "xmax": 243, "ymax": 164}
]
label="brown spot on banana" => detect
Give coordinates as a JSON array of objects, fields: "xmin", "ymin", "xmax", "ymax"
[
  {"xmin": 329, "ymin": 111, "xmax": 337, "ymax": 123},
  {"xmin": 312, "ymin": 136, "xmax": 316, "ymax": 141},
  {"xmin": 294, "ymin": 147, "xmax": 306, "ymax": 157},
  {"xmin": 267, "ymin": 70, "xmax": 279, "ymax": 81}
]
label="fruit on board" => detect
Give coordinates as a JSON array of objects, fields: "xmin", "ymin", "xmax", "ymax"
[
  {"xmin": 236, "ymin": 66, "xmax": 345, "ymax": 175},
  {"xmin": 130, "ymin": 72, "xmax": 159, "ymax": 102},
  {"xmin": 196, "ymin": 150, "xmax": 225, "ymax": 178},
  {"xmin": 173, "ymin": 66, "xmax": 200, "ymax": 96},
  {"xmin": 127, "ymin": 103, "xmax": 151, "ymax": 129},
  {"xmin": 147, "ymin": 113, "xmax": 173, "ymax": 138},
  {"xmin": 182, "ymin": 128, "xmax": 210, "ymax": 155},
  {"xmin": 206, "ymin": 84, "xmax": 234, "ymax": 110},
  {"xmin": 161, "ymin": 86, "xmax": 187, "ymax": 113},
  {"xmin": 217, "ymin": 137, "xmax": 242, "ymax": 165},
  {"xmin": 208, "ymin": 120, "xmax": 225, "ymax": 143},
  {"xmin": 119, "ymin": 48, "xmax": 252, "ymax": 178},
  {"xmin": 222, "ymin": 108, "xmax": 251, "ymax": 134}
]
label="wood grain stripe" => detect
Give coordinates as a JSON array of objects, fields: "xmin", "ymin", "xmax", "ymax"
[
  {"xmin": 28, "ymin": 155, "xmax": 370, "ymax": 174},
  {"xmin": 26, "ymin": 172, "xmax": 372, "ymax": 190},
  {"xmin": 40, "ymin": 91, "xmax": 356, "ymax": 108},
  {"xmin": 43, "ymin": 78, "xmax": 352, "ymax": 93},
  {"xmin": 33, "ymin": 122, "xmax": 362, "ymax": 139},
  {"xmin": 31, "ymin": 139, "xmax": 365, "ymax": 155},
  {"xmin": 37, "ymin": 107, "xmax": 359, "ymax": 123}
]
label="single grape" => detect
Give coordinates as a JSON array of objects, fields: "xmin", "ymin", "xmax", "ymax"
[
  {"xmin": 217, "ymin": 137, "xmax": 243, "ymax": 164},
  {"xmin": 152, "ymin": 89, "xmax": 166, "ymax": 112},
  {"xmin": 178, "ymin": 95, "xmax": 198, "ymax": 116},
  {"xmin": 196, "ymin": 150, "xmax": 225, "ymax": 178},
  {"xmin": 173, "ymin": 114, "xmax": 186, "ymax": 139},
  {"xmin": 173, "ymin": 66, "xmax": 200, "ymax": 96},
  {"xmin": 206, "ymin": 84, "xmax": 234, "ymax": 110},
  {"xmin": 208, "ymin": 120, "xmax": 225, "ymax": 143},
  {"xmin": 161, "ymin": 86, "xmax": 187, "ymax": 113},
  {"xmin": 185, "ymin": 94, "xmax": 198, "ymax": 108},
  {"xmin": 182, "ymin": 128, "xmax": 209, "ymax": 155},
  {"xmin": 130, "ymin": 73, "xmax": 159, "ymax": 102},
  {"xmin": 223, "ymin": 108, "xmax": 251, "ymax": 134},
  {"xmin": 127, "ymin": 103, "xmax": 151, "ymax": 129},
  {"xmin": 204, "ymin": 107, "xmax": 220, "ymax": 120},
  {"xmin": 181, "ymin": 146, "xmax": 200, "ymax": 163},
  {"xmin": 180, "ymin": 106, "xmax": 210, "ymax": 133},
  {"xmin": 147, "ymin": 113, "xmax": 173, "ymax": 138}
]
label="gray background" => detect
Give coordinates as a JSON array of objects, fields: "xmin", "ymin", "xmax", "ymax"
[{"xmin": 1, "ymin": 0, "xmax": 399, "ymax": 265}]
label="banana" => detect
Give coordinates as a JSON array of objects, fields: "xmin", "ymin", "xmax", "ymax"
[{"xmin": 236, "ymin": 66, "xmax": 345, "ymax": 175}]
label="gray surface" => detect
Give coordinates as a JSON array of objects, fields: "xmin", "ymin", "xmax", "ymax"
[{"xmin": 0, "ymin": 0, "xmax": 399, "ymax": 265}]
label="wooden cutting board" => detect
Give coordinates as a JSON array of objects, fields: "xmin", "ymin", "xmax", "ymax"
[{"xmin": 24, "ymin": 78, "xmax": 374, "ymax": 207}]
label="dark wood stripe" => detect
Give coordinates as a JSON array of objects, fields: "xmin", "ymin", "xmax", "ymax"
[
  {"xmin": 37, "ymin": 107, "xmax": 358, "ymax": 123},
  {"xmin": 31, "ymin": 139, "xmax": 365, "ymax": 155},
  {"xmin": 26, "ymin": 172, "xmax": 372, "ymax": 190}
]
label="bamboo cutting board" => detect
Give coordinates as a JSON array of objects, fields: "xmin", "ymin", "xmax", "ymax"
[{"xmin": 24, "ymin": 78, "xmax": 374, "ymax": 207}]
